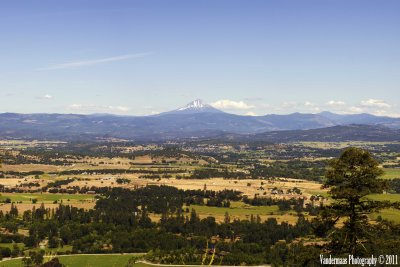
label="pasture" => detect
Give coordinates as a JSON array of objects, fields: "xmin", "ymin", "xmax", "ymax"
[
  {"xmin": 380, "ymin": 168, "xmax": 400, "ymax": 180},
  {"xmin": 366, "ymin": 193, "xmax": 400, "ymax": 202},
  {"xmin": 0, "ymin": 254, "xmax": 144, "ymax": 267},
  {"xmin": 371, "ymin": 208, "xmax": 400, "ymax": 224},
  {"xmin": 187, "ymin": 202, "xmax": 300, "ymax": 223},
  {"xmin": 0, "ymin": 193, "xmax": 94, "ymax": 203},
  {"xmin": 0, "ymin": 193, "xmax": 95, "ymax": 214}
]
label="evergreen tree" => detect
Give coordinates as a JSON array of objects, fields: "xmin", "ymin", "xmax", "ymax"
[{"xmin": 322, "ymin": 147, "xmax": 385, "ymax": 255}]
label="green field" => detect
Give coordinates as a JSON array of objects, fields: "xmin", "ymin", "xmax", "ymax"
[
  {"xmin": 189, "ymin": 202, "xmax": 280, "ymax": 217},
  {"xmin": 0, "ymin": 243, "xmax": 25, "ymax": 250},
  {"xmin": 380, "ymin": 168, "xmax": 400, "ymax": 180},
  {"xmin": 0, "ymin": 193, "xmax": 94, "ymax": 203},
  {"xmin": 366, "ymin": 193, "xmax": 400, "ymax": 224},
  {"xmin": 371, "ymin": 208, "xmax": 400, "ymax": 224},
  {"xmin": 365, "ymin": 193, "xmax": 400, "ymax": 202},
  {"xmin": 0, "ymin": 254, "xmax": 145, "ymax": 267}
]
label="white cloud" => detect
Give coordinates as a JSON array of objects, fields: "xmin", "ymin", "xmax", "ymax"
[
  {"xmin": 38, "ymin": 52, "xmax": 152, "ymax": 70},
  {"xmin": 211, "ymin": 99, "xmax": 254, "ymax": 110},
  {"xmin": 68, "ymin": 104, "xmax": 130, "ymax": 113},
  {"xmin": 303, "ymin": 101, "xmax": 320, "ymax": 112},
  {"xmin": 346, "ymin": 106, "xmax": 364, "ymax": 114},
  {"xmin": 245, "ymin": 111, "xmax": 257, "ymax": 116},
  {"xmin": 372, "ymin": 109, "xmax": 400, "ymax": 117},
  {"xmin": 304, "ymin": 101, "xmax": 316, "ymax": 107},
  {"xmin": 360, "ymin": 99, "xmax": 391, "ymax": 109},
  {"xmin": 326, "ymin": 100, "xmax": 345, "ymax": 107},
  {"xmin": 37, "ymin": 94, "xmax": 53, "ymax": 100}
]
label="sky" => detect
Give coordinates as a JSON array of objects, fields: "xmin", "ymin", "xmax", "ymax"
[{"xmin": 0, "ymin": 0, "xmax": 399, "ymax": 117}]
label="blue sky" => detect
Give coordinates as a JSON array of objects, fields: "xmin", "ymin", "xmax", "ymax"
[{"xmin": 0, "ymin": 0, "xmax": 399, "ymax": 116}]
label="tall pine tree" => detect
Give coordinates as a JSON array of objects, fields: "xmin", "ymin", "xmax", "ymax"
[{"xmin": 322, "ymin": 147, "xmax": 385, "ymax": 255}]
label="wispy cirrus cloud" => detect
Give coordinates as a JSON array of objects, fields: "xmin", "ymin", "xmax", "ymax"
[{"xmin": 38, "ymin": 52, "xmax": 152, "ymax": 70}]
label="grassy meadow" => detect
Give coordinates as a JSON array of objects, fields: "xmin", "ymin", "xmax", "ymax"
[
  {"xmin": 0, "ymin": 254, "xmax": 145, "ymax": 267},
  {"xmin": 371, "ymin": 208, "xmax": 400, "ymax": 224},
  {"xmin": 0, "ymin": 193, "xmax": 94, "ymax": 203},
  {"xmin": 380, "ymin": 168, "xmax": 400, "ymax": 180}
]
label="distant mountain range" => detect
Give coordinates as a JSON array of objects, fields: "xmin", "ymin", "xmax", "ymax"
[
  {"xmin": 0, "ymin": 99, "xmax": 399, "ymax": 142},
  {"xmin": 217, "ymin": 124, "xmax": 400, "ymax": 143}
]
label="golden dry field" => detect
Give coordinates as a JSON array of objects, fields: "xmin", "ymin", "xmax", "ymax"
[{"xmin": 1, "ymin": 140, "xmax": 399, "ymax": 225}]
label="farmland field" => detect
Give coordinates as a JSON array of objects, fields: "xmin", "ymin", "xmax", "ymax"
[
  {"xmin": 0, "ymin": 254, "xmax": 145, "ymax": 267},
  {"xmin": 366, "ymin": 193, "xmax": 400, "ymax": 202},
  {"xmin": 380, "ymin": 168, "xmax": 400, "ymax": 180},
  {"xmin": 186, "ymin": 202, "xmax": 301, "ymax": 223},
  {"xmin": 0, "ymin": 193, "xmax": 94, "ymax": 203},
  {"xmin": 371, "ymin": 208, "xmax": 400, "ymax": 224},
  {"xmin": 149, "ymin": 201, "xmax": 301, "ymax": 224},
  {"xmin": 0, "ymin": 193, "xmax": 95, "ymax": 214}
]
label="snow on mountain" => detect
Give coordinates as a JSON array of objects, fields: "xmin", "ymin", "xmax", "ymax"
[
  {"xmin": 178, "ymin": 99, "xmax": 207, "ymax": 110},
  {"xmin": 162, "ymin": 99, "xmax": 223, "ymax": 114}
]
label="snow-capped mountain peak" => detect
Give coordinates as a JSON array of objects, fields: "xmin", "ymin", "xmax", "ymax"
[
  {"xmin": 161, "ymin": 99, "xmax": 223, "ymax": 115},
  {"xmin": 178, "ymin": 99, "xmax": 208, "ymax": 111}
]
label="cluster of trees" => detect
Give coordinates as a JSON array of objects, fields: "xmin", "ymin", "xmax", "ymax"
[
  {"xmin": 243, "ymin": 195, "xmax": 320, "ymax": 214},
  {"xmin": 250, "ymin": 160, "xmax": 327, "ymax": 181},
  {"xmin": 188, "ymin": 189, "xmax": 242, "ymax": 207},
  {"xmin": 0, "ymin": 185, "xmax": 41, "ymax": 193},
  {"xmin": 2, "ymin": 171, "xmax": 44, "ymax": 178},
  {"xmin": 19, "ymin": 182, "xmax": 41, "ymax": 188},
  {"xmin": 95, "ymin": 186, "xmax": 243, "ymax": 216},
  {"xmin": 388, "ymin": 178, "xmax": 400, "ymax": 193},
  {"xmin": 116, "ymin": 178, "xmax": 130, "ymax": 184},
  {"xmin": 139, "ymin": 174, "xmax": 172, "ymax": 179},
  {"xmin": 47, "ymin": 185, "xmax": 111, "ymax": 194},
  {"xmin": 42, "ymin": 178, "xmax": 75, "ymax": 191},
  {"xmin": 53, "ymin": 168, "xmax": 186, "ymax": 176}
]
